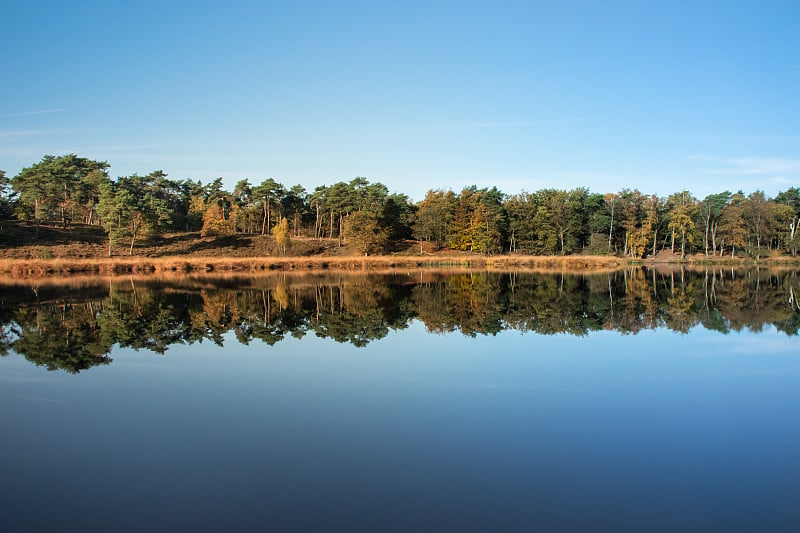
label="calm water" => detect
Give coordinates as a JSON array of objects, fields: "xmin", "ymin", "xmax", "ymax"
[{"xmin": 1, "ymin": 268, "xmax": 799, "ymax": 531}]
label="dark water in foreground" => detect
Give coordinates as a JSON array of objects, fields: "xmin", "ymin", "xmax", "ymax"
[{"xmin": 1, "ymin": 268, "xmax": 799, "ymax": 531}]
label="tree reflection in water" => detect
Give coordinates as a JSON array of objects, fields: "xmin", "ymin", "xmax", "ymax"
[{"xmin": 1, "ymin": 268, "xmax": 798, "ymax": 372}]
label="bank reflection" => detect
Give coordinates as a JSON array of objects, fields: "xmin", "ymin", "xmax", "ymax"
[{"xmin": 1, "ymin": 268, "xmax": 798, "ymax": 372}]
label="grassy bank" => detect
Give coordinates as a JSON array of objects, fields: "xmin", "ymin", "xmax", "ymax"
[
  {"xmin": 1, "ymin": 221, "xmax": 797, "ymax": 279},
  {"xmin": 3, "ymin": 252, "xmax": 798, "ymax": 280},
  {"xmin": 0, "ymin": 221, "xmax": 628, "ymax": 278},
  {"xmin": 0, "ymin": 254, "xmax": 627, "ymax": 278}
]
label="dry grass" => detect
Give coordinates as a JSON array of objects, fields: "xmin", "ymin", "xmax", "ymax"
[
  {"xmin": 0, "ymin": 222, "xmax": 626, "ymax": 279},
  {"xmin": 0, "ymin": 254, "xmax": 627, "ymax": 280},
  {"xmin": 9, "ymin": 222, "xmax": 795, "ymax": 281}
]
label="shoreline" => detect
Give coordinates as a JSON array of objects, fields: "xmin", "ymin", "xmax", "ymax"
[
  {"xmin": 0, "ymin": 253, "xmax": 797, "ymax": 279},
  {"xmin": 0, "ymin": 254, "xmax": 625, "ymax": 278}
]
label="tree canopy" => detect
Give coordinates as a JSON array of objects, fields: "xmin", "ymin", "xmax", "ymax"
[{"xmin": 5, "ymin": 153, "xmax": 800, "ymax": 258}]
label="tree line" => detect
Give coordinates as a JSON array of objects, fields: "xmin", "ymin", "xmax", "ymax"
[
  {"xmin": 1, "ymin": 269, "xmax": 798, "ymax": 372},
  {"xmin": 1, "ymin": 154, "xmax": 799, "ymax": 258}
]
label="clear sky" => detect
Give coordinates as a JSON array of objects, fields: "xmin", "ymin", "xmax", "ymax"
[{"xmin": 1, "ymin": 0, "xmax": 798, "ymax": 201}]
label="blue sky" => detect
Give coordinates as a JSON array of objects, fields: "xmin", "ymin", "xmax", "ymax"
[{"xmin": 1, "ymin": 0, "xmax": 798, "ymax": 201}]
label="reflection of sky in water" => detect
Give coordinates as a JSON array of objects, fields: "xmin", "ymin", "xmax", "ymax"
[{"xmin": 1, "ymin": 324, "xmax": 799, "ymax": 531}]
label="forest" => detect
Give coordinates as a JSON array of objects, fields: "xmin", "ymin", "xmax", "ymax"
[
  {"xmin": 2, "ymin": 269, "xmax": 799, "ymax": 372},
  {"xmin": 1, "ymin": 154, "xmax": 799, "ymax": 259}
]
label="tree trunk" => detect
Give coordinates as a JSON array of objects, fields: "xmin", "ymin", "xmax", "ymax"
[
  {"xmin": 266, "ymin": 195, "xmax": 270, "ymax": 236},
  {"xmin": 315, "ymin": 200, "xmax": 320, "ymax": 238},
  {"xmin": 62, "ymin": 183, "xmax": 68, "ymax": 228},
  {"xmin": 608, "ymin": 203, "xmax": 614, "ymax": 254},
  {"xmin": 129, "ymin": 220, "xmax": 138, "ymax": 256},
  {"xmin": 681, "ymin": 230, "xmax": 686, "ymax": 260},
  {"xmin": 711, "ymin": 222, "xmax": 717, "ymax": 256},
  {"xmin": 652, "ymin": 229, "xmax": 657, "ymax": 256}
]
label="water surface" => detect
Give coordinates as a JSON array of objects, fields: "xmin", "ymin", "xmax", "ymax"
[{"xmin": 1, "ymin": 268, "xmax": 799, "ymax": 530}]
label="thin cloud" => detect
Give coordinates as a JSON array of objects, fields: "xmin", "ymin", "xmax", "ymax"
[
  {"xmin": 93, "ymin": 143, "xmax": 167, "ymax": 152},
  {"xmin": 0, "ymin": 129, "xmax": 50, "ymax": 139},
  {"xmin": 726, "ymin": 157, "xmax": 800, "ymax": 175},
  {"xmin": 413, "ymin": 117, "xmax": 586, "ymax": 134},
  {"xmin": 703, "ymin": 156, "xmax": 800, "ymax": 176},
  {"xmin": 0, "ymin": 130, "xmax": 65, "ymax": 148},
  {"xmin": 687, "ymin": 133, "xmax": 800, "ymax": 144},
  {"xmin": 471, "ymin": 117, "xmax": 585, "ymax": 129},
  {"xmin": 0, "ymin": 146, "xmax": 48, "ymax": 159},
  {"xmin": 0, "ymin": 108, "xmax": 63, "ymax": 118}
]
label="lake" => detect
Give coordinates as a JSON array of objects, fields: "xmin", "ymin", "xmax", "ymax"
[{"xmin": 1, "ymin": 268, "xmax": 799, "ymax": 531}]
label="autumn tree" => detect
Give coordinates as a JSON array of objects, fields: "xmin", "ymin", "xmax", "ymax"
[
  {"xmin": 469, "ymin": 201, "xmax": 503, "ymax": 255},
  {"xmin": 617, "ymin": 189, "xmax": 647, "ymax": 258},
  {"xmin": 414, "ymin": 189, "xmax": 453, "ymax": 251},
  {"xmin": 472, "ymin": 187, "xmax": 507, "ymax": 255},
  {"xmin": 774, "ymin": 188, "xmax": 800, "ymax": 256},
  {"xmin": 201, "ymin": 195, "xmax": 237, "ymax": 237},
  {"xmin": 272, "ymin": 217, "xmax": 291, "ymax": 254},
  {"xmin": 446, "ymin": 187, "xmax": 506, "ymax": 254},
  {"xmin": 743, "ymin": 191, "xmax": 775, "ymax": 259},
  {"xmin": 697, "ymin": 192, "xmax": 731, "ymax": 256},
  {"xmin": 718, "ymin": 192, "xmax": 748, "ymax": 257},
  {"xmin": 344, "ymin": 210, "xmax": 388, "ymax": 254},
  {"xmin": 666, "ymin": 191, "xmax": 698, "ymax": 259}
]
